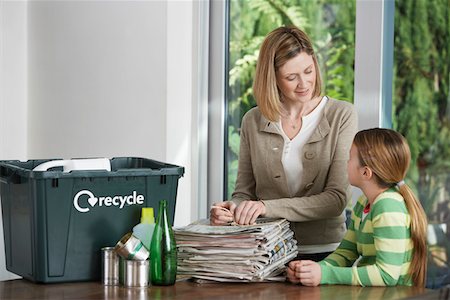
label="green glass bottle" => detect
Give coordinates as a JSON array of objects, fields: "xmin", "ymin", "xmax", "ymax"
[{"xmin": 150, "ymin": 200, "xmax": 177, "ymax": 285}]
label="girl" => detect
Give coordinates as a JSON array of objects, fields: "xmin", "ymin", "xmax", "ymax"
[{"xmin": 287, "ymin": 128, "xmax": 428, "ymax": 286}]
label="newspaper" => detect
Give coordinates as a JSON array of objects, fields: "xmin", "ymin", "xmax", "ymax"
[{"xmin": 174, "ymin": 218, "xmax": 298, "ymax": 282}]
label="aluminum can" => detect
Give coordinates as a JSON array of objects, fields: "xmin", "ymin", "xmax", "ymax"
[
  {"xmin": 122, "ymin": 259, "xmax": 150, "ymax": 287},
  {"xmin": 101, "ymin": 247, "xmax": 119, "ymax": 285},
  {"xmin": 115, "ymin": 232, "xmax": 149, "ymax": 261}
]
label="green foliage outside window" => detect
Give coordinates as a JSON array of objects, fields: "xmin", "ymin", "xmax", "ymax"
[
  {"xmin": 393, "ymin": 0, "xmax": 450, "ymax": 288},
  {"xmin": 226, "ymin": 0, "xmax": 450, "ymax": 287},
  {"xmin": 393, "ymin": 0, "xmax": 449, "ymax": 220},
  {"xmin": 227, "ymin": 0, "xmax": 356, "ymax": 198}
]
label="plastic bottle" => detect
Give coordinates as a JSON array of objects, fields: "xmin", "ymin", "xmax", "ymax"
[
  {"xmin": 132, "ymin": 207, "xmax": 155, "ymax": 250},
  {"xmin": 150, "ymin": 200, "xmax": 177, "ymax": 285}
]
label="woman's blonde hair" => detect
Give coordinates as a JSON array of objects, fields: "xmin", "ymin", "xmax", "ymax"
[
  {"xmin": 253, "ymin": 25, "xmax": 322, "ymax": 121},
  {"xmin": 353, "ymin": 128, "xmax": 428, "ymax": 287}
]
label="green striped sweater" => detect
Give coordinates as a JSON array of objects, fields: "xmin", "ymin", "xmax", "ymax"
[{"xmin": 318, "ymin": 188, "xmax": 413, "ymax": 286}]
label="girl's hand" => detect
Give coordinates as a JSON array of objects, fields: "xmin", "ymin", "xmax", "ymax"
[
  {"xmin": 287, "ymin": 260, "xmax": 302, "ymax": 284},
  {"xmin": 294, "ymin": 260, "xmax": 322, "ymax": 286},
  {"xmin": 234, "ymin": 200, "xmax": 266, "ymax": 225},
  {"xmin": 210, "ymin": 201, "xmax": 236, "ymax": 225}
]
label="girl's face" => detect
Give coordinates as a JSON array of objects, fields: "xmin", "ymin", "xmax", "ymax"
[
  {"xmin": 276, "ymin": 52, "xmax": 316, "ymax": 104},
  {"xmin": 347, "ymin": 143, "xmax": 364, "ymax": 188}
]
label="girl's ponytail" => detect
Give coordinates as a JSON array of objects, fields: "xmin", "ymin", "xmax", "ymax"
[{"xmin": 397, "ymin": 183, "xmax": 428, "ymax": 287}]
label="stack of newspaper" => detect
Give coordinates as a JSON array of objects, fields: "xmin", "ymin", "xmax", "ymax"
[{"xmin": 174, "ymin": 218, "xmax": 298, "ymax": 282}]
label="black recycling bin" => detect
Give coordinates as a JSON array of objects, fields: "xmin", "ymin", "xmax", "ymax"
[{"xmin": 0, "ymin": 157, "xmax": 184, "ymax": 283}]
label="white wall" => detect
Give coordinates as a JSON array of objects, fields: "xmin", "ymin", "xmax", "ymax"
[
  {"xmin": 0, "ymin": 0, "xmax": 199, "ymax": 281},
  {"xmin": 166, "ymin": 0, "xmax": 198, "ymax": 224},
  {"xmin": 0, "ymin": 1, "xmax": 27, "ymax": 160},
  {"xmin": 27, "ymin": 0, "xmax": 167, "ymax": 159}
]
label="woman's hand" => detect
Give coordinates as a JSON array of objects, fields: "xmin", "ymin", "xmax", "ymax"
[
  {"xmin": 234, "ymin": 200, "xmax": 266, "ymax": 225},
  {"xmin": 210, "ymin": 201, "xmax": 236, "ymax": 225},
  {"xmin": 287, "ymin": 260, "xmax": 321, "ymax": 286}
]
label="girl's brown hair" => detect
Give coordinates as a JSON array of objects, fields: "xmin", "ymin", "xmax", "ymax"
[
  {"xmin": 353, "ymin": 128, "xmax": 428, "ymax": 287},
  {"xmin": 253, "ymin": 25, "xmax": 322, "ymax": 121}
]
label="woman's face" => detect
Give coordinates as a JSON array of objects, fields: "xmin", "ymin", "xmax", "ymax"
[{"xmin": 276, "ymin": 52, "xmax": 316, "ymax": 104}]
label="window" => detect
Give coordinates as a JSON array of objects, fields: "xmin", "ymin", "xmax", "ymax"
[
  {"xmin": 392, "ymin": 0, "xmax": 450, "ymax": 288},
  {"xmin": 226, "ymin": 0, "xmax": 356, "ymax": 198},
  {"xmin": 208, "ymin": 0, "xmax": 449, "ymax": 289}
]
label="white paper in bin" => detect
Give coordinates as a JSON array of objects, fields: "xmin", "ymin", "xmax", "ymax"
[{"xmin": 32, "ymin": 158, "xmax": 111, "ymax": 172}]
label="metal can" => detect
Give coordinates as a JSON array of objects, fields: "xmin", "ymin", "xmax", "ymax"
[
  {"xmin": 115, "ymin": 233, "xmax": 149, "ymax": 261},
  {"xmin": 101, "ymin": 247, "xmax": 119, "ymax": 285},
  {"xmin": 122, "ymin": 259, "xmax": 150, "ymax": 287}
]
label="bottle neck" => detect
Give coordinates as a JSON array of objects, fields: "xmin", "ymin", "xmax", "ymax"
[{"xmin": 157, "ymin": 201, "xmax": 169, "ymax": 225}]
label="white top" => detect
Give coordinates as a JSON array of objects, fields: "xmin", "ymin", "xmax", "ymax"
[
  {"xmin": 275, "ymin": 96, "xmax": 328, "ymax": 196},
  {"xmin": 275, "ymin": 97, "xmax": 339, "ymax": 254}
]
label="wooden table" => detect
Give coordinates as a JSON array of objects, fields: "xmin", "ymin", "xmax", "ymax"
[{"xmin": 0, "ymin": 279, "xmax": 436, "ymax": 300}]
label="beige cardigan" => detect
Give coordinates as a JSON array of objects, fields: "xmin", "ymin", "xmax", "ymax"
[{"xmin": 231, "ymin": 98, "xmax": 358, "ymax": 246}]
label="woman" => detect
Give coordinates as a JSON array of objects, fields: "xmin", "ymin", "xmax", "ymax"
[
  {"xmin": 287, "ymin": 128, "xmax": 427, "ymax": 286},
  {"xmin": 210, "ymin": 25, "xmax": 358, "ymax": 261}
]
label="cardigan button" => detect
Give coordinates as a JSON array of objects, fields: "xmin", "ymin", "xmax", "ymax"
[
  {"xmin": 304, "ymin": 151, "xmax": 316, "ymax": 159},
  {"xmin": 305, "ymin": 183, "xmax": 314, "ymax": 190}
]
